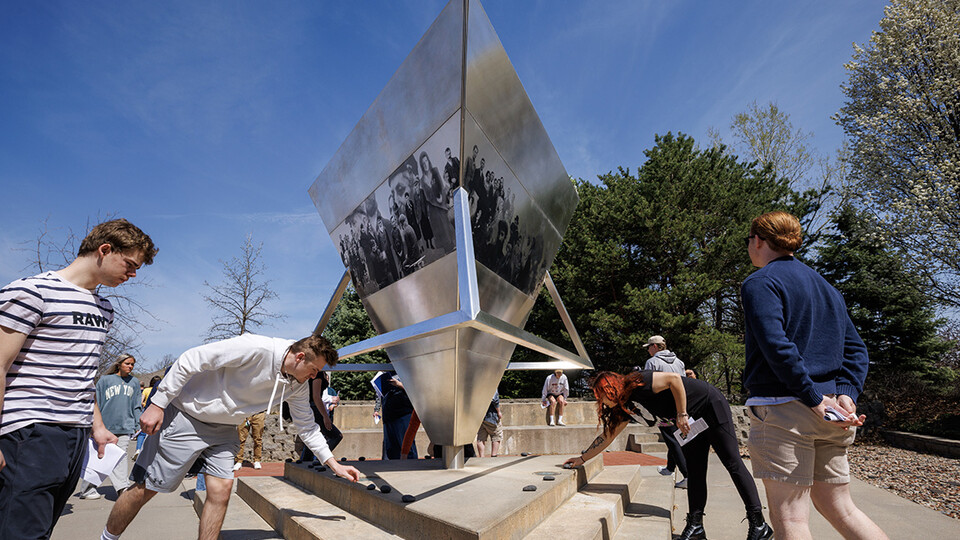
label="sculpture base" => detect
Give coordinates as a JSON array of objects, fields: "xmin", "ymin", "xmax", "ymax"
[{"xmin": 214, "ymin": 453, "xmax": 678, "ymax": 539}]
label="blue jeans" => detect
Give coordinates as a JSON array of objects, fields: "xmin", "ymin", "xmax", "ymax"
[
  {"xmin": 382, "ymin": 412, "xmax": 417, "ymax": 460},
  {"xmin": 136, "ymin": 431, "xmax": 147, "ymax": 451}
]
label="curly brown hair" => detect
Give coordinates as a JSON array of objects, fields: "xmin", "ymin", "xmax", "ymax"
[{"xmin": 592, "ymin": 371, "xmax": 646, "ymax": 436}]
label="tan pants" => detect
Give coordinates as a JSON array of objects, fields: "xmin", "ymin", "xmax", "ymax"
[{"xmin": 235, "ymin": 411, "xmax": 266, "ymax": 463}]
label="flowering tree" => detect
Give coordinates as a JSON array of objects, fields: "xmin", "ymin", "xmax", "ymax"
[{"xmin": 836, "ymin": 0, "xmax": 960, "ymax": 307}]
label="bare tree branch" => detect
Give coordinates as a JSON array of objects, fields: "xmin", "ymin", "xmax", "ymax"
[
  {"xmin": 15, "ymin": 216, "xmax": 162, "ymax": 373},
  {"xmin": 202, "ymin": 234, "xmax": 285, "ymax": 341}
]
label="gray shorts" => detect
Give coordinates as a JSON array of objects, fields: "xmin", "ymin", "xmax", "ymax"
[{"xmin": 131, "ymin": 405, "xmax": 240, "ymax": 493}]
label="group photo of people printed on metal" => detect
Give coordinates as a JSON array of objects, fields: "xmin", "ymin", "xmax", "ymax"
[
  {"xmin": 463, "ymin": 139, "xmax": 560, "ymax": 297},
  {"xmin": 334, "ymin": 118, "xmax": 461, "ymax": 296},
  {"xmin": 333, "ymin": 116, "xmax": 560, "ymax": 299}
]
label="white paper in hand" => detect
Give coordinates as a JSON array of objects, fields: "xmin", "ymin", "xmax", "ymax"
[
  {"xmin": 81, "ymin": 439, "xmax": 126, "ymax": 486},
  {"xmin": 674, "ymin": 417, "xmax": 709, "ymax": 447}
]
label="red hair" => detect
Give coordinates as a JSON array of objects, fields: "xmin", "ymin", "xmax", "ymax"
[{"xmin": 592, "ymin": 371, "xmax": 645, "ymax": 436}]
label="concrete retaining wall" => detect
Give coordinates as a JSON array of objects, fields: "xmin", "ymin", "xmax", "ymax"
[
  {"xmin": 242, "ymin": 399, "xmax": 653, "ymax": 462},
  {"xmin": 880, "ymin": 430, "xmax": 960, "ymax": 459},
  {"xmin": 241, "ymin": 400, "xmax": 754, "ymax": 462}
]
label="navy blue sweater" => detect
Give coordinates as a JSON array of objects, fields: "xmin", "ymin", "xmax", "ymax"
[{"xmin": 741, "ymin": 256, "xmax": 869, "ymax": 406}]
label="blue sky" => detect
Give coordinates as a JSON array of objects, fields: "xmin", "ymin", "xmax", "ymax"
[{"xmin": 0, "ymin": 1, "xmax": 888, "ymax": 369}]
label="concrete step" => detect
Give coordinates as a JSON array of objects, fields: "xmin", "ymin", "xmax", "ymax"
[
  {"xmin": 626, "ymin": 432, "xmax": 668, "ymax": 454},
  {"xmin": 548, "ymin": 464, "xmax": 644, "ymax": 539},
  {"xmin": 333, "ymin": 400, "xmax": 600, "ymax": 430},
  {"xmin": 527, "ymin": 463, "xmax": 673, "ymax": 540},
  {"xmin": 522, "ymin": 492, "xmax": 616, "ymax": 540},
  {"xmin": 193, "ymin": 488, "xmax": 282, "ymax": 540},
  {"xmin": 330, "ymin": 423, "xmax": 662, "ymax": 462},
  {"xmin": 610, "ymin": 465, "xmax": 675, "ymax": 539},
  {"xmin": 580, "ymin": 464, "xmax": 644, "ymax": 511},
  {"xmin": 283, "ymin": 455, "xmax": 592, "ymax": 539},
  {"xmin": 237, "ymin": 476, "xmax": 399, "ymax": 539}
]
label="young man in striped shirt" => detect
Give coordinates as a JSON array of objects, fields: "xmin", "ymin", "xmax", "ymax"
[{"xmin": 0, "ymin": 218, "xmax": 157, "ymax": 539}]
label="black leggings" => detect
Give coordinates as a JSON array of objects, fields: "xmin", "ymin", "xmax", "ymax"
[
  {"xmin": 682, "ymin": 413, "xmax": 762, "ymax": 514},
  {"xmin": 659, "ymin": 425, "xmax": 689, "ymax": 477}
]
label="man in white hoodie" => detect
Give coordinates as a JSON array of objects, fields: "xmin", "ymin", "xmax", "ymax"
[{"xmin": 101, "ymin": 334, "xmax": 361, "ymax": 540}]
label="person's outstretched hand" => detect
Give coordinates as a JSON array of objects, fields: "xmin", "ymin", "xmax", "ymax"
[{"xmin": 330, "ymin": 461, "xmax": 361, "ymax": 482}]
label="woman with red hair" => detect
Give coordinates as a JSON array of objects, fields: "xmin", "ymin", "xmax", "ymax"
[{"xmin": 564, "ymin": 371, "xmax": 772, "ymax": 540}]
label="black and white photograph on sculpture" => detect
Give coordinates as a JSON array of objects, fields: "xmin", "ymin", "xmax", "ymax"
[
  {"xmin": 464, "ymin": 112, "xmax": 562, "ymax": 297},
  {"xmin": 333, "ymin": 114, "xmax": 461, "ymax": 297}
]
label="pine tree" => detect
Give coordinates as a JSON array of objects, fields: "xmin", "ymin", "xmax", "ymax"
[
  {"xmin": 814, "ymin": 205, "xmax": 952, "ymax": 381},
  {"xmin": 321, "ymin": 287, "xmax": 387, "ymax": 400}
]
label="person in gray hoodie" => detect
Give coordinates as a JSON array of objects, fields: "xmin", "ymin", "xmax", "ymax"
[
  {"xmin": 641, "ymin": 335, "xmax": 689, "ymax": 487},
  {"xmin": 101, "ymin": 334, "xmax": 360, "ymax": 540}
]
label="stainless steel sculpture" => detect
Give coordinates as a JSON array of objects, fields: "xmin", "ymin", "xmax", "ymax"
[{"xmin": 308, "ymin": 0, "xmax": 591, "ymax": 468}]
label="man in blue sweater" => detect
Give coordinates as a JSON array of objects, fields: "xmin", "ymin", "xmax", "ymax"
[{"xmin": 742, "ymin": 211, "xmax": 887, "ymax": 540}]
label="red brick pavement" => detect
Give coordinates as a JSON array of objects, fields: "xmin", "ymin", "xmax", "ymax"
[{"xmin": 602, "ymin": 451, "xmax": 667, "ymax": 466}]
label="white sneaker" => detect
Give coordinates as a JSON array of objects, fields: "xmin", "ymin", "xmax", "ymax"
[
  {"xmin": 79, "ymin": 487, "xmax": 101, "ymax": 499},
  {"xmin": 557, "ymin": 417, "xmax": 566, "ymax": 426},
  {"xmin": 233, "ymin": 462, "xmax": 242, "ymax": 471},
  {"xmin": 548, "ymin": 418, "xmax": 556, "ymax": 426},
  {"xmin": 657, "ymin": 466, "xmax": 673, "ymax": 476},
  {"xmin": 675, "ymin": 478, "xmax": 688, "ymax": 489},
  {"xmin": 253, "ymin": 461, "xmax": 262, "ymax": 470}
]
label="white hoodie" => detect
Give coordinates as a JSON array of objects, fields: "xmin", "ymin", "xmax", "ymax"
[{"xmin": 149, "ymin": 333, "xmax": 333, "ymax": 464}]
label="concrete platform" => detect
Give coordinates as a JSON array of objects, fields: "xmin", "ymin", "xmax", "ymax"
[
  {"xmin": 52, "ymin": 480, "xmax": 200, "ymax": 540},
  {"xmin": 236, "ymin": 476, "xmax": 398, "ymax": 539},
  {"xmin": 280, "ymin": 454, "xmax": 600, "ymax": 539}
]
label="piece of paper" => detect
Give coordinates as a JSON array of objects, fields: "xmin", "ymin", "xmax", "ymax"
[
  {"xmin": 824, "ymin": 406, "xmax": 851, "ymax": 422},
  {"xmin": 674, "ymin": 417, "xmax": 709, "ymax": 446},
  {"xmin": 80, "ymin": 439, "xmax": 126, "ymax": 486}
]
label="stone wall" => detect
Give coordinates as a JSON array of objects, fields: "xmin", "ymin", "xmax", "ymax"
[
  {"xmin": 235, "ymin": 417, "xmax": 302, "ymax": 464},
  {"xmin": 880, "ymin": 430, "xmax": 960, "ymax": 459},
  {"xmin": 730, "ymin": 405, "xmax": 750, "ymax": 447}
]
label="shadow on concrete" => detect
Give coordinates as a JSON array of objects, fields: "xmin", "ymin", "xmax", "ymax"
[
  {"xmin": 412, "ymin": 455, "xmax": 539, "ymax": 500},
  {"xmin": 283, "ymin": 508, "xmax": 347, "ymax": 522},
  {"xmin": 623, "ymin": 502, "xmax": 671, "ymax": 519},
  {"xmin": 221, "ymin": 530, "xmax": 282, "ymax": 540}
]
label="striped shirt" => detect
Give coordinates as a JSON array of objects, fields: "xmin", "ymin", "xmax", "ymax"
[{"xmin": 0, "ymin": 271, "xmax": 113, "ymax": 436}]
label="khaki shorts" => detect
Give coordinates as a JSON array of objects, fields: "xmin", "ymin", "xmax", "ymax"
[
  {"xmin": 747, "ymin": 399, "xmax": 856, "ymax": 486},
  {"xmin": 477, "ymin": 421, "xmax": 503, "ymax": 442}
]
